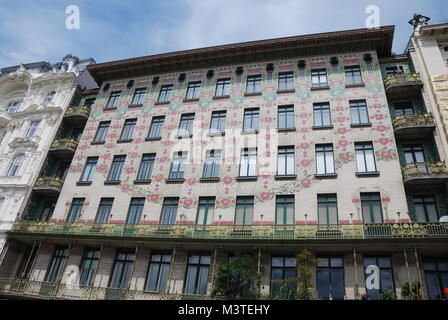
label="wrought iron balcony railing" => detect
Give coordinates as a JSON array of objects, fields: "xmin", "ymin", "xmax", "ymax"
[
  {"xmin": 50, "ymin": 138, "xmax": 79, "ymax": 150},
  {"xmin": 391, "ymin": 113, "xmax": 435, "ymax": 129},
  {"xmin": 11, "ymin": 221, "xmax": 448, "ymax": 241},
  {"xmin": 384, "ymin": 73, "xmax": 422, "ymax": 91},
  {"xmin": 401, "ymin": 161, "xmax": 448, "ymax": 180},
  {"xmin": 65, "ymin": 106, "xmax": 91, "ymax": 117},
  {"xmin": 34, "ymin": 177, "xmax": 65, "ymax": 190}
]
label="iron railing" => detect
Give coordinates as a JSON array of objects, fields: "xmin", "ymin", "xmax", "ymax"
[
  {"xmin": 65, "ymin": 106, "xmax": 91, "ymax": 117},
  {"xmin": 50, "ymin": 138, "xmax": 79, "ymax": 150},
  {"xmin": 391, "ymin": 113, "xmax": 434, "ymax": 129},
  {"xmin": 401, "ymin": 161, "xmax": 448, "ymax": 179},
  {"xmin": 34, "ymin": 177, "xmax": 65, "ymax": 190},
  {"xmin": 384, "ymin": 73, "xmax": 422, "ymax": 90}
]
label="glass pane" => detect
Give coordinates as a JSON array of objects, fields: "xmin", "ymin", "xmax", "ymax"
[
  {"xmin": 425, "ymin": 272, "xmax": 441, "ymax": 300},
  {"xmin": 184, "ymin": 266, "xmax": 197, "ymax": 294},
  {"xmin": 356, "ymin": 150, "xmax": 366, "ymax": 172},
  {"xmin": 365, "ymin": 150, "xmax": 376, "ymax": 172},
  {"xmin": 331, "ymin": 269, "xmax": 345, "ymax": 299},
  {"xmin": 317, "ymin": 270, "xmax": 330, "ymax": 299}
]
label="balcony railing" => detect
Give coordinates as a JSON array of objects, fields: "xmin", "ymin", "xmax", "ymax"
[
  {"xmin": 65, "ymin": 106, "xmax": 91, "ymax": 117},
  {"xmin": 50, "ymin": 138, "xmax": 79, "ymax": 150},
  {"xmin": 392, "ymin": 113, "xmax": 435, "ymax": 129},
  {"xmin": 11, "ymin": 221, "xmax": 448, "ymax": 241},
  {"xmin": 384, "ymin": 73, "xmax": 423, "ymax": 91},
  {"xmin": 402, "ymin": 161, "xmax": 448, "ymax": 180},
  {"xmin": 34, "ymin": 177, "xmax": 65, "ymax": 190}
]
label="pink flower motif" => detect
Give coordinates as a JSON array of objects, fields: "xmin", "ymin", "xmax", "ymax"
[
  {"xmin": 381, "ymin": 151, "xmax": 392, "ymax": 159},
  {"xmin": 264, "ymin": 117, "xmax": 273, "ymax": 123},
  {"xmin": 130, "ymin": 152, "xmax": 139, "ymax": 159},
  {"xmin": 223, "ymin": 177, "xmax": 233, "ymax": 184},
  {"xmin": 183, "ymin": 198, "xmax": 193, "ymax": 207},
  {"xmin": 162, "ymin": 141, "xmax": 171, "ymax": 146},
  {"xmin": 300, "ymin": 128, "xmax": 308, "ymax": 133},
  {"xmin": 121, "ymin": 184, "xmax": 130, "ymax": 192},
  {"xmin": 338, "ymin": 139, "xmax": 348, "ymax": 148},
  {"xmin": 154, "ymin": 174, "xmax": 164, "ymax": 182},
  {"xmin": 340, "ymin": 153, "xmax": 350, "ymax": 161},
  {"xmin": 105, "ymin": 143, "xmax": 115, "ymax": 149},
  {"xmin": 75, "ymin": 155, "xmax": 84, "ymax": 161},
  {"xmin": 301, "ymin": 178, "xmax": 311, "ymax": 187},
  {"xmin": 378, "ymin": 138, "xmax": 389, "ymax": 145},
  {"xmin": 103, "ymin": 153, "xmax": 111, "ymax": 160},
  {"xmin": 221, "ymin": 198, "xmax": 230, "ymax": 207},
  {"xmin": 150, "ymin": 194, "xmax": 160, "ymax": 202},
  {"xmin": 98, "ymin": 164, "xmax": 107, "ymax": 172},
  {"xmin": 159, "ymin": 156, "xmax": 169, "ymax": 163},
  {"xmin": 299, "ymin": 113, "xmax": 308, "ymax": 118},
  {"xmin": 260, "ymin": 192, "xmax": 271, "ymax": 201},
  {"xmin": 352, "ymin": 198, "xmax": 360, "ymax": 203},
  {"xmin": 376, "ymin": 125, "xmax": 387, "ymax": 132},
  {"xmin": 337, "ymin": 128, "xmax": 348, "ymax": 135},
  {"xmin": 300, "ymin": 143, "xmax": 310, "ymax": 149},
  {"xmin": 125, "ymin": 167, "xmax": 135, "ymax": 174},
  {"xmin": 79, "ymin": 144, "xmax": 88, "ymax": 151},
  {"xmin": 301, "ymin": 159, "xmax": 311, "ymax": 167},
  {"xmin": 187, "ymin": 178, "xmax": 197, "ymax": 186},
  {"xmin": 374, "ymin": 114, "xmax": 384, "ymax": 120}
]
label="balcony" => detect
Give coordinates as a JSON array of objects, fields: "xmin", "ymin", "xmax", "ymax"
[
  {"xmin": 392, "ymin": 113, "xmax": 435, "ymax": 139},
  {"xmin": 33, "ymin": 176, "xmax": 64, "ymax": 196},
  {"xmin": 64, "ymin": 106, "xmax": 91, "ymax": 125},
  {"xmin": 384, "ymin": 73, "xmax": 423, "ymax": 98},
  {"xmin": 402, "ymin": 161, "xmax": 448, "ymax": 187},
  {"xmin": 49, "ymin": 138, "xmax": 79, "ymax": 159},
  {"xmin": 11, "ymin": 221, "xmax": 448, "ymax": 242}
]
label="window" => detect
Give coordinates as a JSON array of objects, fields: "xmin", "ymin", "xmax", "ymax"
[
  {"xmin": 16, "ymin": 246, "xmax": 38, "ymax": 280},
  {"xmin": 119, "ymin": 119, "xmax": 136, "ymax": 141},
  {"xmin": 93, "ymin": 121, "xmax": 110, "ymax": 143},
  {"xmin": 243, "ymin": 108, "xmax": 259, "ymax": 132},
  {"xmin": 131, "ymin": 88, "xmax": 146, "ymax": 105},
  {"xmin": 44, "ymin": 246, "xmax": 68, "ymax": 282},
  {"xmin": 278, "ymin": 72, "xmax": 293, "ymax": 91},
  {"xmin": 109, "ymin": 250, "xmax": 135, "ymax": 289},
  {"xmin": 0, "ymin": 198, "xmax": 3, "ymax": 211},
  {"xmin": 7, "ymin": 154, "xmax": 24, "ymax": 176},
  {"xmin": 318, "ymin": 194, "xmax": 338, "ymax": 225},
  {"xmin": 196, "ymin": 197, "xmax": 215, "ymax": 225},
  {"xmin": 403, "ymin": 144, "xmax": 427, "ymax": 173},
  {"xmin": 136, "ymin": 154, "xmax": 155, "ymax": 181},
  {"xmin": 313, "ymin": 103, "xmax": 331, "ymax": 127},
  {"xmin": 44, "ymin": 91, "xmax": 56, "ymax": 104},
  {"xmin": 278, "ymin": 105, "xmax": 294, "ymax": 129},
  {"xmin": 66, "ymin": 198, "xmax": 85, "ymax": 222},
  {"xmin": 385, "ymin": 66, "xmax": 404, "ymax": 76},
  {"xmin": 80, "ymin": 157, "xmax": 98, "ymax": 182},
  {"xmin": 71, "ymin": 128, "xmax": 83, "ymax": 141},
  {"xmin": 107, "ymin": 155, "xmax": 126, "ymax": 181},
  {"xmin": 277, "ymin": 146, "xmax": 294, "ymax": 176},
  {"xmin": 160, "ymin": 198, "xmax": 179, "ymax": 224},
  {"xmin": 355, "ymin": 142, "xmax": 377, "ymax": 173},
  {"xmin": 210, "ymin": 111, "xmax": 226, "ymax": 134},
  {"xmin": 363, "ymin": 257, "xmax": 394, "ymax": 300},
  {"xmin": 158, "ymin": 85, "xmax": 173, "ymax": 103},
  {"xmin": 276, "ymin": 195, "xmax": 294, "ymax": 225},
  {"xmin": 423, "ymin": 260, "xmax": 448, "ymax": 300},
  {"xmin": 361, "ymin": 193, "xmax": 383, "ymax": 223},
  {"xmin": 316, "ymin": 144, "xmax": 335, "ymax": 175},
  {"xmin": 235, "ymin": 196, "xmax": 254, "ymax": 225},
  {"xmin": 178, "ymin": 113, "xmax": 194, "ymax": 137},
  {"xmin": 350, "ymin": 100, "xmax": 369, "ymax": 125},
  {"xmin": 106, "ymin": 91, "xmax": 121, "ymax": 109},
  {"xmin": 345, "ymin": 66, "xmax": 363, "ymax": 85},
  {"xmin": 26, "ymin": 121, "xmax": 40, "ymax": 137},
  {"xmin": 38, "ymin": 201, "xmax": 56, "ymax": 222},
  {"xmin": 239, "ymin": 148, "xmax": 256, "ymax": 177},
  {"xmin": 7, "ymin": 101, "xmax": 21, "ymax": 113},
  {"xmin": 246, "ymin": 75, "xmax": 261, "ymax": 94},
  {"xmin": 95, "ymin": 198, "xmax": 114, "ymax": 223},
  {"xmin": 169, "ymin": 152, "xmax": 187, "ymax": 179},
  {"xmin": 145, "ymin": 253, "xmax": 172, "ymax": 292},
  {"xmin": 186, "ymin": 82, "xmax": 201, "ymax": 100},
  {"xmin": 83, "ymin": 98, "xmax": 96, "ymax": 108},
  {"xmin": 56, "ymin": 162, "xmax": 70, "ymax": 180},
  {"xmin": 126, "ymin": 198, "xmax": 145, "ymax": 224},
  {"xmin": 215, "ymin": 78, "xmax": 231, "ymax": 97},
  {"xmin": 184, "ymin": 254, "xmax": 210, "ymax": 295},
  {"xmin": 79, "ymin": 248, "xmax": 100, "ymax": 286},
  {"xmin": 203, "ymin": 150, "xmax": 221, "ymax": 178},
  {"xmin": 147, "ymin": 116, "xmax": 165, "ymax": 139},
  {"xmin": 270, "ymin": 256, "xmax": 297, "ymax": 299},
  {"xmin": 413, "ymin": 195, "xmax": 439, "ymax": 222},
  {"xmin": 317, "ymin": 256, "xmax": 345, "ymax": 300},
  {"xmin": 311, "ymin": 69, "xmax": 328, "ymax": 88},
  {"xmin": 394, "ymin": 102, "xmax": 414, "ymax": 116}
]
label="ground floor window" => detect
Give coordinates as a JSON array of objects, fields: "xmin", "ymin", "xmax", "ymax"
[
  {"xmin": 145, "ymin": 252, "xmax": 172, "ymax": 292},
  {"xmin": 424, "ymin": 259, "xmax": 448, "ymax": 300},
  {"xmin": 270, "ymin": 256, "xmax": 297, "ymax": 299},
  {"xmin": 183, "ymin": 253, "xmax": 210, "ymax": 295},
  {"xmin": 363, "ymin": 256, "xmax": 394, "ymax": 300},
  {"xmin": 316, "ymin": 256, "xmax": 345, "ymax": 300}
]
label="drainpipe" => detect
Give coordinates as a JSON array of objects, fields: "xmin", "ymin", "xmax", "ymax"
[{"xmin": 88, "ymin": 242, "xmax": 104, "ymax": 300}]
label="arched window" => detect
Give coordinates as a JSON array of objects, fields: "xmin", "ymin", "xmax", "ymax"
[
  {"xmin": 7, "ymin": 154, "xmax": 24, "ymax": 176},
  {"xmin": 44, "ymin": 91, "xmax": 56, "ymax": 104}
]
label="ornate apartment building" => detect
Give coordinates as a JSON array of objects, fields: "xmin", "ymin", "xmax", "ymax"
[{"xmin": 0, "ymin": 22, "xmax": 447, "ymax": 300}]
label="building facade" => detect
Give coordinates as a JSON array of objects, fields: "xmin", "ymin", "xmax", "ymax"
[{"xmin": 0, "ymin": 25, "xmax": 447, "ymax": 300}]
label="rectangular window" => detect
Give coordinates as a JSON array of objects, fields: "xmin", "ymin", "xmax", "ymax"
[
  {"xmin": 56, "ymin": 162, "xmax": 70, "ymax": 180},
  {"xmin": 106, "ymin": 91, "xmax": 121, "ymax": 109},
  {"xmin": 83, "ymin": 98, "xmax": 96, "ymax": 108},
  {"xmin": 313, "ymin": 103, "xmax": 331, "ymax": 127},
  {"xmin": 276, "ymin": 195, "xmax": 294, "ymax": 225},
  {"xmin": 79, "ymin": 248, "xmax": 100, "ymax": 286},
  {"xmin": 136, "ymin": 154, "xmax": 155, "ymax": 181},
  {"xmin": 413, "ymin": 195, "xmax": 439, "ymax": 222},
  {"xmin": 423, "ymin": 260, "xmax": 448, "ymax": 300},
  {"xmin": 93, "ymin": 121, "xmax": 110, "ymax": 143},
  {"xmin": 80, "ymin": 157, "xmax": 98, "ymax": 182},
  {"xmin": 215, "ymin": 78, "xmax": 231, "ymax": 97},
  {"xmin": 210, "ymin": 111, "xmax": 226, "ymax": 134},
  {"xmin": 350, "ymin": 100, "xmax": 369, "ymax": 125},
  {"xmin": 178, "ymin": 113, "xmax": 194, "ymax": 137},
  {"xmin": 394, "ymin": 102, "xmax": 414, "ymax": 116},
  {"xmin": 318, "ymin": 194, "xmax": 338, "ymax": 225},
  {"xmin": 107, "ymin": 155, "xmax": 126, "ymax": 181},
  {"xmin": 7, "ymin": 101, "xmax": 21, "ymax": 113},
  {"xmin": 345, "ymin": 66, "xmax": 363, "ymax": 85},
  {"xmin": 278, "ymin": 105, "xmax": 294, "ymax": 129},
  {"xmin": 239, "ymin": 148, "xmax": 257, "ymax": 177},
  {"xmin": 246, "ymin": 75, "xmax": 261, "ymax": 94},
  {"xmin": 119, "ymin": 119, "xmax": 136, "ymax": 141},
  {"xmin": 361, "ymin": 193, "xmax": 383, "ymax": 223},
  {"xmin": 316, "ymin": 144, "xmax": 335, "ymax": 175},
  {"xmin": 66, "ymin": 198, "xmax": 85, "ymax": 222},
  {"xmin": 131, "ymin": 88, "xmax": 146, "ymax": 105},
  {"xmin": 235, "ymin": 196, "xmax": 254, "ymax": 225},
  {"xmin": 147, "ymin": 116, "xmax": 164, "ymax": 139},
  {"xmin": 16, "ymin": 246, "xmax": 39, "ymax": 280},
  {"xmin": 160, "ymin": 198, "xmax": 179, "ymax": 225},
  {"xmin": 203, "ymin": 150, "xmax": 221, "ymax": 178},
  {"xmin": 355, "ymin": 142, "xmax": 377, "ymax": 173},
  {"xmin": 243, "ymin": 108, "xmax": 259, "ymax": 132},
  {"xmin": 186, "ymin": 82, "xmax": 201, "ymax": 100},
  {"xmin": 364, "ymin": 257, "xmax": 394, "ymax": 300},
  {"xmin": 311, "ymin": 69, "xmax": 328, "ymax": 88},
  {"xmin": 317, "ymin": 256, "xmax": 344, "ymax": 300},
  {"xmin": 38, "ymin": 200, "xmax": 56, "ymax": 222},
  {"xmin": 44, "ymin": 246, "xmax": 69, "ymax": 282},
  {"xmin": 95, "ymin": 198, "xmax": 114, "ymax": 223},
  {"xmin": 278, "ymin": 72, "xmax": 293, "ymax": 91},
  {"xmin": 26, "ymin": 121, "xmax": 40, "ymax": 137},
  {"xmin": 71, "ymin": 127, "xmax": 83, "ymax": 141},
  {"xmin": 169, "ymin": 152, "xmax": 187, "ymax": 179},
  {"xmin": 270, "ymin": 256, "xmax": 297, "ymax": 299},
  {"xmin": 158, "ymin": 85, "xmax": 173, "ymax": 103},
  {"xmin": 145, "ymin": 252, "xmax": 172, "ymax": 292},
  {"xmin": 385, "ymin": 66, "xmax": 404, "ymax": 76},
  {"xmin": 126, "ymin": 198, "xmax": 145, "ymax": 224},
  {"xmin": 277, "ymin": 146, "xmax": 294, "ymax": 176},
  {"xmin": 7, "ymin": 154, "xmax": 24, "ymax": 176},
  {"xmin": 109, "ymin": 250, "xmax": 135, "ymax": 289},
  {"xmin": 196, "ymin": 197, "xmax": 215, "ymax": 225},
  {"xmin": 183, "ymin": 254, "xmax": 210, "ymax": 295}
]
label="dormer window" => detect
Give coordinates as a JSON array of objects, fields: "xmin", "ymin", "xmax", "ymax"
[{"xmin": 44, "ymin": 91, "xmax": 56, "ymax": 104}]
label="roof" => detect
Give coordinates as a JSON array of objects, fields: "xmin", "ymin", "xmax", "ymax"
[{"xmin": 0, "ymin": 61, "xmax": 52, "ymax": 75}]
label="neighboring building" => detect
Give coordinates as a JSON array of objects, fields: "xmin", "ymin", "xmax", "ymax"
[{"xmin": 0, "ymin": 24, "xmax": 447, "ymax": 300}]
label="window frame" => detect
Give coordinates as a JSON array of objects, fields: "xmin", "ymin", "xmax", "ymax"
[
  {"xmin": 105, "ymin": 91, "xmax": 121, "ymax": 109},
  {"xmin": 315, "ymin": 144, "xmax": 335, "ymax": 175},
  {"xmin": 317, "ymin": 194, "xmax": 338, "ymax": 225},
  {"xmin": 107, "ymin": 155, "xmax": 126, "ymax": 182},
  {"xmin": 311, "ymin": 69, "xmax": 328, "ymax": 88},
  {"xmin": 350, "ymin": 100, "xmax": 370, "ymax": 125},
  {"xmin": 355, "ymin": 142, "xmax": 377, "ymax": 173},
  {"xmin": 275, "ymin": 195, "xmax": 295, "ymax": 225},
  {"xmin": 238, "ymin": 148, "xmax": 257, "ymax": 177},
  {"xmin": 215, "ymin": 78, "xmax": 231, "ymax": 97},
  {"xmin": 344, "ymin": 65, "xmax": 363, "ymax": 85},
  {"xmin": 169, "ymin": 152, "xmax": 187, "ymax": 180},
  {"xmin": 131, "ymin": 88, "xmax": 146, "ymax": 106},
  {"xmin": 79, "ymin": 157, "xmax": 98, "ymax": 182},
  {"xmin": 277, "ymin": 105, "xmax": 294, "ymax": 130},
  {"xmin": 158, "ymin": 85, "xmax": 173, "ymax": 103},
  {"xmin": 278, "ymin": 72, "xmax": 294, "ymax": 91},
  {"xmin": 186, "ymin": 81, "xmax": 201, "ymax": 100},
  {"xmin": 246, "ymin": 75, "xmax": 262, "ymax": 94},
  {"xmin": 93, "ymin": 121, "xmax": 111, "ymax": 143}
]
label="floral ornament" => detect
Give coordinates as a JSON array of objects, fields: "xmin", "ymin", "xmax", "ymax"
[
  {"xmin": 90, "ymin": 106, "xmax": 103, "ymax": 119},
  {"xmin": 294, "ymin": 84, "xmax": 311, "ymax": 100},
  {"xmin": 169, "ymin": 96, "xmax": 184, "ymax": 111},
  {"xmin": 179, "ymin": 197, "xmax": 197, "ymax": 209},
  {"xmin": 335, "ymin": 151, "xmax": 355, "ymax": 170},
  {"xmin": 229, "ymin": 87, "xmax": 245, "ymax": 105},
  {"xmin": 198, "ymin": 90, "xmax": 214, "ymax": 109},
  {"xmin": 329, "ymin": 80, "xmax": 346, "ymax": 97},
  {"xmin": 147, "ymin": 193, "xmax": 162, "ymax": 204},
  {"xmin": 261, "ymin": 84, "xmax": 277, "ymax": 102},
  {"xmin": 375, "ymin": 147, "xmax": 398, "ymax": 161},
  {"xmin": 216, "ymin": 196, "xmax": 236, "ymax": 209},
  {"xmin": 97, "ymin": 164, "xmax": 109, "ymax": 175},
  {"xmin": 364, "ymin": 75, "xmax": 383, "ymax": 94},
  {"xmin": 255, "ymin": 191, "xmax": 275, "ymax": 203},
  {"xmin": 115, "ymin": 100, "xmax": 129, "ymax": 116},
  {"xmin": 141, "ymin": 97, "xmax": 156, "ymax": 114},
  {"xmin": 69, "ymin": 163, "xmax": 83, "ymax": 173}
]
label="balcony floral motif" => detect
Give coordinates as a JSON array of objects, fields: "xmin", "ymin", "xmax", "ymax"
[
  {"xmin": 49, "ymin": 138, "xmax": 79, "ymax": 158},
  {"xmin": 402, "ymin": 161, "xmax": 448, "ymax": 186},
  {"xmin": 391, "ymin": 113, "xmax": 435, "ymax": 138},
  {"xmin": 384, "ymin": 73, "xmax": 423, "ymax": 97},
  {"xmin": 33, "ymin": 176, "xmax": 65, "ymax": 195},
  {"xmin": 64, "ymin": 106, "xmax": 91, "ymax": 124}
]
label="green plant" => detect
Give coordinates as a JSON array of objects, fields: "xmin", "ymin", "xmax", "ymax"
[
  {"xmin": 379, "ymin": 289, "xmax": 397, "ymax": 300},
  {"xmin": 296, "ymin": 249, "xmax": 319, "ymax": 300},
  {"xmin": 401, "ymin": 281, "xmax": 422, "ymax": 300}
]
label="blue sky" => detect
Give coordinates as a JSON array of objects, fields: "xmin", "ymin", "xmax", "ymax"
[{"xmin": 0, "ymin": 0, "xmax": 447, "ymax": 68}]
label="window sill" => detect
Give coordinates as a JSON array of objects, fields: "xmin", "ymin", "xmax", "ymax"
[
  {"xmin": 134, "ymin": 179, "xmax": 151, "ymax": 185},
  {"xmin": 244, "ymin": 92, "xmax": 262, "ymax": 96},
  {"xmin": 345, "ymin": 83, "xmax": 365, "ymax": 88},
  {"xmin": 117, "ymin": 139, "xmax": 133, "ymax": 144},
  {"xmin": 165, "ymin": 178, "xmax": 185, "ymax": 184},
  {"xmin": 241, "ymin": 130, "xmax": 258, "ymax": 135},
  {"xmin": 213, "ymin": 95, "xmax": 230, "ymax": 100},
  {"xmin": 184, "ymin": 98, "xmax": 200, "ymax": 103},
  {"xmin": 277, "ymin": 89, "xmax": 295, "ymax": 94},
  {"xmin": 350, "ymin": 123, "xmax": 372, "ymax": 128},
  {"xmin": 91, "ymin": 141, "xmax": 105, "ymax": 145},
  {"xmin": 155, "ymin": 101, "xmax": 170, "ymax": 105},
  {"xmin": 103, "ymin": 107, "xmax": 117, "ymax": 111},
  {"xmin": 311, "ymin": 86, "xmax": 329, "ymax": 91},
  {"xmin": 177, "ymin": 134, "xmax": 193, "ymax": 139},
  {"xmin": 104, "ymin": 180, "xmax": 121, "ymax": 185},
  {"xmin": 356, "ymin": 171, "xmax": 380, "ymax": 177},
  {"xmin": 236, "ymin": 176, "xmax": 258, "ymax": 181},
  {"xmin": 199, "ymin": 177, "xmax": 220, "ymax": 183},
  {"xmin": 128, "ymin": 104, "xmax": 143, "ymax": 108},
  {"xmin": 277, "ymin": 127, "xmax": 296, "ymax": 132},
  {"xmin": 208, "ymin": 132, "xmax": 225, "ymax": 137},
  {"xmin": 314, "ymin": 173, "xmax": 338, "ymax": 179},
  {"xmin": 145, "ymin": 137, "xmax": 162, "ymax": 141},
  {"xmin": 274, "ymin": 174, "xmax": 297, "ymax": 180},
  {"xmin": 312, "ymin": 125, "xmax": 333, "ymax": 130},
  {"xmin": 76, "ymin": 181, "xmax": 92, "ymax": 186}
]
